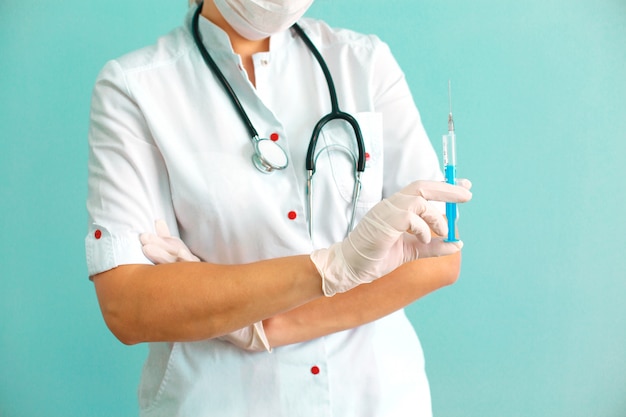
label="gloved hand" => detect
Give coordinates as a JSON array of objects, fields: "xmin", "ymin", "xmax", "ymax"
[
  {"xmin": 310, "ymin": 179, "xmax": 472, "ymax": 296},
  {"xmin": 140, "ymin": 220, "xmax": 200, "ymax": 263},
  {"xmin": 403, "ymin": 178, "xmax": 473, "ymax": 258},
  {"xmin": 139, "ymin": 220, "xmax": 271, "ymax": 352}
]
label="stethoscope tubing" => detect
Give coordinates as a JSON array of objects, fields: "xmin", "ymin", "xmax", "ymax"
[
  {"xmin": 191, "ymin": 1, "xmax": 364, "ymax": 238},
  {"xmin": 291, "ymin": 23, "xmax": 366, "ymax": 175},
  {"xmin": 191, "ymin": 4, "xmax": 259, "ymax": 141},
  {"xmin": 291, "ymin": 23, "xmax": 365, "ymax": 238}
]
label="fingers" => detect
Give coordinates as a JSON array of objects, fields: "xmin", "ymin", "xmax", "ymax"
[
  {"xmin": 140, "ymin": 229, "xmax": 200, "ymax": 263},
  {"xmin": 409, "ymin": 203, "xmax": 448, "ymax": 239},
  {"xmin": 403, "ymin": 234, "xmax": 464, "ymax": 258},
  {"xmin": 456, "ymin": 178, "xmax": 472, "ymax": 190},
  {"xmin": 139, "ymin": 232, "xmax": 159, "ymax": 246},
  {"xmin": 177, "ymin": 247, "xmax": 200, "ymax": 262},
  {"xmin": 389, "ymin": 179, "xmax": 471, "ymax": 242},
  {"xmin": 422, "ymin": 237, "xmax": 463, "ymax": 257},
  {"xmin": 139, "ymin": 232, "xmax": 180, "ymax": 254},
  {"xmin": 402, "ymin": 180, "xmax": 472, "ymax": 203},
  {"xmin": 140, "ymin": 232, "xmax": 176, "ymax": 263},
  {"xmin": 142, "ymin": 243, "xmax": 178, "ymax": 264},
  {"xmin": 405, "ymin": 213, "xmax": 432, "ymax": 244},
  {"xmin": 386, "ymin": 193, "xmax": 448, "ymax": 242},
  {"xmin": 154, "ymin": 219, "xmax": 171, "ymax": 238}
]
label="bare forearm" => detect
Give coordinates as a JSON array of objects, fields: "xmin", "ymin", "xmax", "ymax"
[
  {"xmin": 263, "ymin": 252, "xmax": 461, "ymax": 347},
  {"xmin": 92, "ymin": 256, "xmax": 323, "ymax": 345}
]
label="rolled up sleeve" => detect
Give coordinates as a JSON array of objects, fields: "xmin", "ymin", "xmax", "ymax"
[{"xmin": 85, "ymin": 60, "xmax": 176, "ymax": 277}]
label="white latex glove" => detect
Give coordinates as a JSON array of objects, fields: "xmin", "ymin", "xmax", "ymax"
[
  {"xmin": 139, "ymin": 220, "xmax": 271, "ymax": 352},
  {"xmin": 140, "ymin": 220, "xmax": 200, "ymax": 263},
  {"xmin": 405, "ymin": 178, "xmax": 473, "ymax": 258},
  {"xmin": 310, "ymin": 179, "xmax": 472, "ymax": 296}
]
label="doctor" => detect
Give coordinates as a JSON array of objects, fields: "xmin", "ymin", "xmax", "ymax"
[{"xmin": 86, "ymin": 0, "xmax": 472, "ymax": 416}]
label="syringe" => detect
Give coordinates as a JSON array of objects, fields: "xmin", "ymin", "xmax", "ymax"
[{"xmin": 443, "ymin": 80, "xmax": 458, "ymax": 242}]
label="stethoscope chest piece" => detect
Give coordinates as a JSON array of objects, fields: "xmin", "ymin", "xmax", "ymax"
[{"xmin": 252, "ymin": 136, "xmax": 289, "ymax": 173}]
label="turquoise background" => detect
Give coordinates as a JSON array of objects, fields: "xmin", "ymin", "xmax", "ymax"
[{"xmin": 1, "ymin": 0, "xmax": 625, "ymax": 415}]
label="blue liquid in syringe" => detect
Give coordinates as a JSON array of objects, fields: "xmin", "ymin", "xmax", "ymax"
[{"xmin": 445, "ymin": 164, "xmax": 458, "ymax": 242}]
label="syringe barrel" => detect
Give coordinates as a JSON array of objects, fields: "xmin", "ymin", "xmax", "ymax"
[
  {"xmin": 442, "ymin": 132, "xmax": 457, "ymax": 169},
  {"xmin": 442, "ymin": 132, "xmax": 458, "ymax": 242}
]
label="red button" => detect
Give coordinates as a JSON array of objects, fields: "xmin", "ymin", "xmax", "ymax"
[
  {"xmin": 365, "ymin": 152, "xmax": 371, "ymax": 160},
  {"xmin": 270, "ymin": 133, "xmax": 279, "ymax": 142},
  {"xmin": 288, "ymin": 211, "xmax": 297, "ymax": 220},
  {"xmin": 311, "ymin": 366, "xmax": 320, "ymax": 375},
  {"xmin": 94, "ymin": 229, "xmax": 102, "ymax": 240}
]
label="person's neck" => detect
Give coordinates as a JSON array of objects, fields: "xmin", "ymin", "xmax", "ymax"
[{"xmin": 201, "ymin": 0, "xmax": 270, "ymax": 58}]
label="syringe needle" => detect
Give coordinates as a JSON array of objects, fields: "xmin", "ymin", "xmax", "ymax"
[
  {"xmin": 448, "ymin": 79, "xmax": 454, "ymax": 132},
  {"xmin": 448, "ymin": 80, "xmax": 452, "ymax": 113}
]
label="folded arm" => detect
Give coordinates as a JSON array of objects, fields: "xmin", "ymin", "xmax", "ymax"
[
  {"xmin": 94, "ymin": 180, "xmax": 470, "ymax": 347},
  {"xmin": 263, "ymin": 251, "xmax": 460, "ymax": 347},
  {"xmin": 94, "ymin": 249, "xmax": 460, "ymax": 348},
  {"xmin": 92, "ymin": 256, "xmax": 323, "ymax": 346}
]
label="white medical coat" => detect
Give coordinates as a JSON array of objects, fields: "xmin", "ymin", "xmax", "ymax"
[{"xmin": 86, "ymin": 7, "xmax": 443, "ymax": 417}]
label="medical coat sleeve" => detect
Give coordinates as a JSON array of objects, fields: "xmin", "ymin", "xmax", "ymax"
[
  {"xmin": 85, "ymin": 58, "xmax": 272, "ymax": 351},
  {"xmin": 85, "ymin": 59, "xmax": 178, "ymax": 277},
  {"xmin": 369, "ymin": 40, "xmax": 444, "ymax": 198}
]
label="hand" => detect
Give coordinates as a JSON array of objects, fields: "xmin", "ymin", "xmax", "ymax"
[
  {"xmin": 140, "ymin": 220, "xmax": 200, "ymax": 263},
  {"xmin": 403, "ymin": 178, "xmax": 473, "ymax": 258},
  {"xmin": 140, "ymin": 220, "xmax": 270, "ymax": 352},
  {"xmin": 310, "ymin": 179, "xmax": 472, "ymax": 296}
]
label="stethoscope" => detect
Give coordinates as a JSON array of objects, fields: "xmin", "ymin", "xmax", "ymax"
[{"xmin": 191, "ymin": 2, "xmax": 366, "ymax": 237}]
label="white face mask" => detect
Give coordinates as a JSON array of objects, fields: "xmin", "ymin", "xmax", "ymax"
[{"xmin": 214, "ymin": 0, "xmax": 314, "ymax": 40}]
